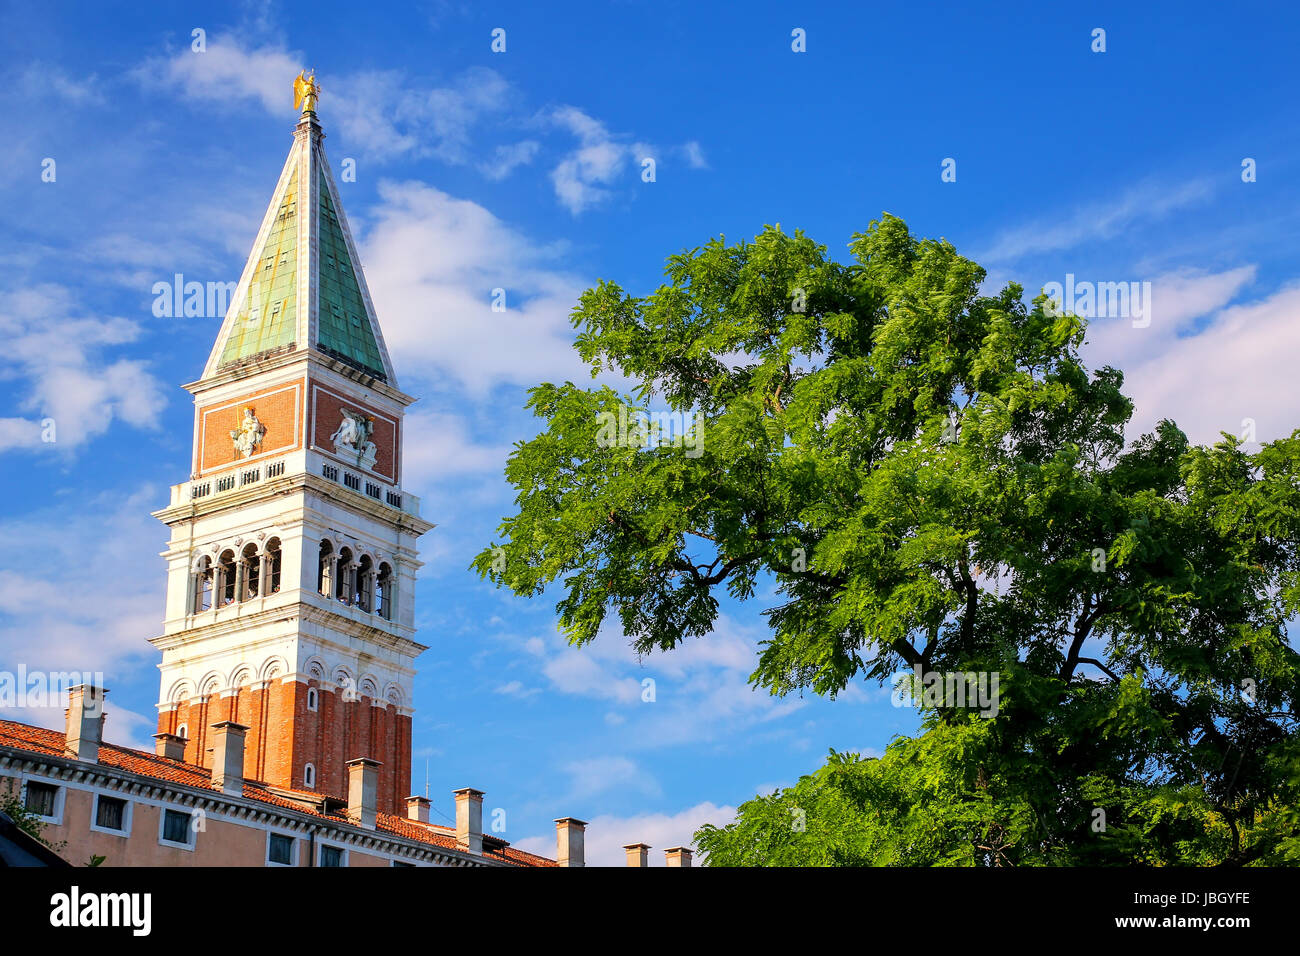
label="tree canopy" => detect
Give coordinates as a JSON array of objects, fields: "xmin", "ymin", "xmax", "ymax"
[{"xmin": 474, "ymin": 215, "xmax": 1300, "ymax": 865}]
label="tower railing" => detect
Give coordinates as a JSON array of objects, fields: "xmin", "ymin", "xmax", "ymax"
[{"xmin": 168, "ymin": 453, "xmax": 421, "ymax": 518}]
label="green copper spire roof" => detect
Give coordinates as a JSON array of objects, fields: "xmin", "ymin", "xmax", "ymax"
[
  {"xmin": 217, "ymin": 168, "xmax": 299, "ymax": 367},
  {"xmin": 204, "ymin": 103, "xmax": 397, "ymax": 387},
  {"xmin": 316, "ymin": 168, "xmax": 385, "ymax": 378}
]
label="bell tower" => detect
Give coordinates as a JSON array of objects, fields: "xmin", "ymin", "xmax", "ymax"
[{"xmin": 150, "ymin": 84, "xmax": 433, "ymax": 814}]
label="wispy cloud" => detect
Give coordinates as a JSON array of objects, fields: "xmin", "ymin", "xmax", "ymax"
[
  {"xmin": 978, "ymin": 178, "xmax": 1217, "ymax": 262},
  {"xmin": 480, "ymin": 140, "xmax": 540, "ymax": 180}
]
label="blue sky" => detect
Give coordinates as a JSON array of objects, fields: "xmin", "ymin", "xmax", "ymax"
[{"xmin": 2, "ymin": 0, "xmax": 1299, "ymax": 864}]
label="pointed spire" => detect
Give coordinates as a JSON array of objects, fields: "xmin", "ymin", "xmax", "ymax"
[{"xmin": 203, "ymin": 77, "xmax": 398, "ymax": 387}]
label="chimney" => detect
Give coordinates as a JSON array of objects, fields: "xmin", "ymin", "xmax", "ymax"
[
  {"xmin": 153, "ymin": 732, "xmax": 186, "ymax": 761},
  {"xmin": 209, "ymin": 721, "xmax": 248, "ymax": 796},
  {"xmin": 346, "ymin": 757, "xmax": 382, "ymax": 829},
  {"xmin": 453, "ymin": 787, "xmax": 484, "ymax": 854},
  {"xmin": 665, "ymin": 846, "xmax": 693, "ymax": 867},
  {"xmin": 64, "ymin": 684, "xmax": 108, "ymax": 763},
  {"xmin": 623, "ymin": 842, "xmax": 650, "ymax": 867},
  {"xmin": 555, "ymin": 817, "xmax": 587, "ymax": 868},
  {"xmin": 406, "ymin": 795, "xmax": 431, "ymax": 823}
]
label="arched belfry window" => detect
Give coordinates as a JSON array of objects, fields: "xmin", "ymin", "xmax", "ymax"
[
  {"xmin": 266, "ymin": 537, "xmax": 282, "ymax": 594},
  {"xmin": 240, "ymin": 543, "xmax": 261, "ymax": 601},
  {"xmin": 192, "ymin": 556, "xmax": 214, "ymax": 613},
  {"xmin": 335, "ymin": 547, "xmax": 355, "ymax": 604},
  {"xmin": 218, "ymin": 550, "xmax": 237, "ymax": 606},
  {"xmin": 318, "ymin": 540, "xmax": 334, "ymax": 597},
  {"xmin": 376, "ymin": 563, "xmax": 393, "ymax": 621},
  {"xmin": 356, "ymin": 554, "xmax": 374, "ymax": 611}
]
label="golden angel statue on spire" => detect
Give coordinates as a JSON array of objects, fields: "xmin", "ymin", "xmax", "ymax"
[{"xmin": 293, "ymin": 69, "xmax": 321, "ymax": 114}]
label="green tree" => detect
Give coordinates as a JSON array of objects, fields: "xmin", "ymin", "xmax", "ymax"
[{"xmin": 474, "ymin": 215, "xmax": 1300, "ymax": 865}]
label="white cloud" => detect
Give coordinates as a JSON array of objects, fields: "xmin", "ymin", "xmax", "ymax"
[
  {"xmin": 549, "ymin": 107, "xmax": 631, "ymax": 214},
  {"xmin": 1083, "ymin": 266, "xmax": 1257, "ymax": 367},
  {"xmin": 20, "ymin": 63, "xmax": 107, "ymax": 106},
  {"xmin": 359, "ymin": 179, "xmax": 591, "ymax": 392},
  {"xmin": 480, "ymin": 140, "xmax": 540, "ymax": 180},
  {"xmin": 494, "ymin": 680, "xmax": 540, "ymax": 699},
  {"xmin": 562, "ymin": 756, "xmax": 661, "ymax": 800},
  {"xmin": 522, "ymin": 615, "xmax": 807, "ymax": 748},
  {"xmin": 332, "ymin": 66, "xmax": 514, "ymax": 164},
  {"xmin": 682, "ymin": 140, "xmax": 708, "ymax": 170},
  {"xmin": 0, "ymin": 283, "xmax": 168, "ymax": 452},
  {"xmin": 401, "ymin": 408, "xmax": 513, "ymax": 488},
  {"xmin": 138, "ymin": 37, "xmax": 302, "ymax": 114},
  {"xmin": 1086, "ymin": 279, "xmax": 1300, "ymax": 447},
  {"xmin": 979, "ymin": 179, "xmax": 1216, "ymax": 262},
  {"xmin": 514, "ymin": 801, "xmax": 735, "ymax": 867},
  {"xmin": 0, "ymin": 488, "xmax": 164, "ymax": 683}
]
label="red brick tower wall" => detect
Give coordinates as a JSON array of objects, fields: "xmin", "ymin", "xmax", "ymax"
[{"xmin": 158, "ymin": 678, "xmax": 410, "ymax": 814}]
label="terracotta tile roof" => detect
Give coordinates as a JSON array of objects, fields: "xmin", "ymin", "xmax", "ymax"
[{"xmin": 0, "ymin": 718, "xmax": 554, "ymax": 866}]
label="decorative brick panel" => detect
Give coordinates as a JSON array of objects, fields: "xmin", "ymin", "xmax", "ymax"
[
  {"xmin": 309, "ymin": 382, "xmax": 398, "ymax": 482},
  {"xmin": 197, "ymin": 380, "xmax": 304, "ymax": 475}
]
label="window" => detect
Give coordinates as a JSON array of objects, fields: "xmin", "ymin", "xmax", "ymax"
[
  {"xmin": 320, "ymin": 845, "xmax": 344, "ymax": 867},
  {"xmin": 376, "ymin": 563, "xmax": 393, "ymax": 621},
  {"xmin": 355, "ymin": 554, "xmax": 373, "ymax": 611},
  {"xmin": 266, "ymin": 538, "xmax": 282, "ymax": 593},
  {"xmin": 94, "ymin": 795, "xmax": 129, "ymax": 833},
  {"xmin": 318, "ymin": 540, "xmax": 334, "ymax": 596},
  {"xmin": 161, "ymin": 809, "xmax": 193, "ymax": 847},
  {"xmin": 303, "ymin": 763, "xmax": 316, "ymax": 788},
  {"xmin": 177, "ymin": 723, "xmax": 188, "ymax": 740},
  {"xmin": 218, "ymin": 550, "xmax": 237, "ymax": 605},
  {"xmin": 267, "ymin": 833, "xmax": 295, "ymax": 866},
  {"xmin": 240, "ymin": 543, "xmax": 261, "ymax": 600},
  {"xmin": 335, "ymin": 547, "xmax": 354, "ymax": 602},
  {"xmin": 306, "ymin": 688, "xmax": 318, "ymax": 712},
  {"xmin": 193, "ymin": 556, "xmax": 214, "ymax": 613},
  {"xmin": 24, "ymin": 781, "xmax": 57, "ymax": 818}
]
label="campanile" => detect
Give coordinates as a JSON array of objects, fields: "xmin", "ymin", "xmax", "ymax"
[{"xmin": 150, "ymin": 79, "xmax": 432, "ymax": 814}]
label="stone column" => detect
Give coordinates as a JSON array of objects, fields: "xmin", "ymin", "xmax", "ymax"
[
  {"xmin": 364, "ymin": 568, "xmax": 377, "ymax": 611},
  {"xmin": 258, "ymin": 547, "xmax": 270, "ymax": 598}
]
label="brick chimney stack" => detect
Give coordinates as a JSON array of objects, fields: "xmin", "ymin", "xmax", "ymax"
[
  {"xmin": 64, "ymin": 684, "xmax": 107, "ymax": 763},
  {"xmin": 153, "ymin": 732, "xmax": 186, "ymax": 761},
  {"xmin": 555, "ymin": 817, "xmax": 587, "ymax": 867},
  {"xmin": 665, "ymin": 846, "xmax": 693, "ymax": 867},
  {"xmin": 454, "ymin": 788, "xmax": 484, "ymax": 855},
  {"xmin": 623, "ymin": 842, "xmax": 650, "ymax": 867},
  {"xmin": 347, "ymin": 757, "xmax": 382, "ymax": 829},
  {"xmin": 406, "ymin": 795, "xmax": 431, "ymax": 823},
  {"xmin": 209, "ymin": 721, "xmax": 248, "ymax": 796}
]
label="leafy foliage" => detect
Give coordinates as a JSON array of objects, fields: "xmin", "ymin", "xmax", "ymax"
[{"xmin": 475, "ymin": 215, "xmax": 1300, "ymax": 865}]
